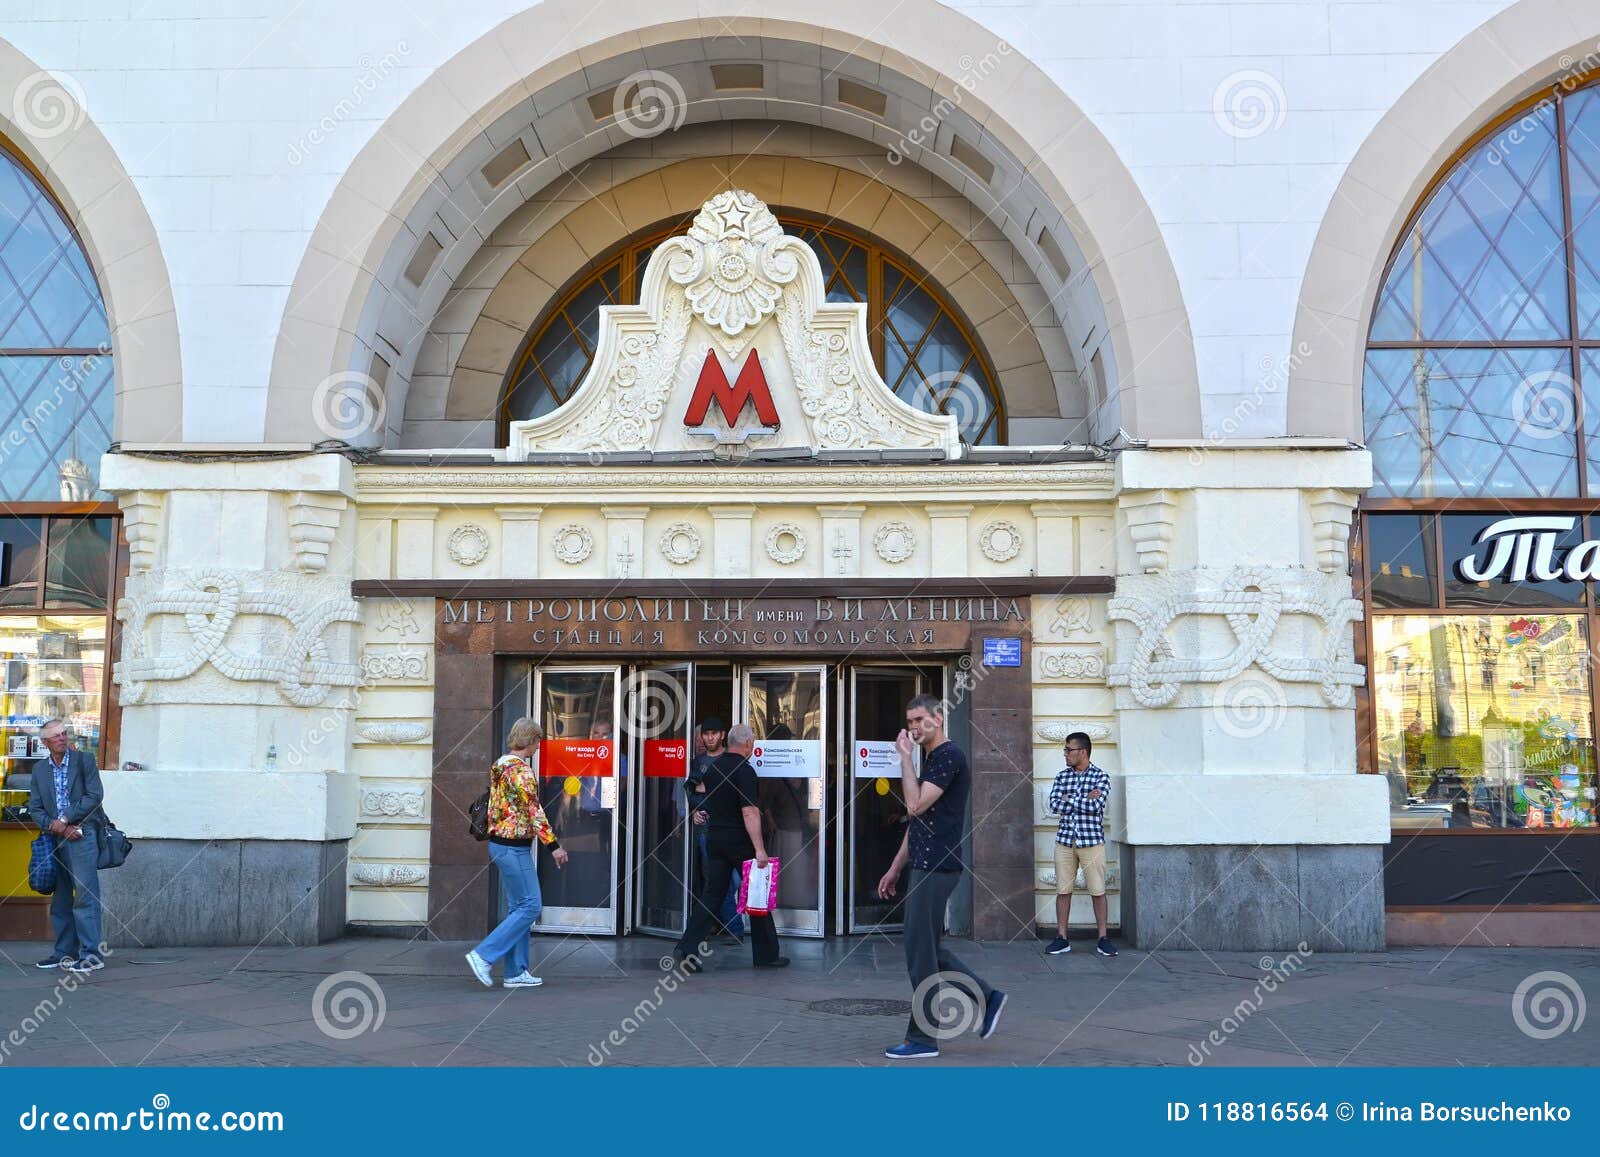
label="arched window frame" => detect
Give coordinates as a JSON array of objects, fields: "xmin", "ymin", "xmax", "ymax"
[
  {"xmin": 499, "ymin": 210, "xmax": 1007, "ymax": 446},
  {"xmin": 1363, "ymin": 74, "xmax": 1600, "ymax": 502}
]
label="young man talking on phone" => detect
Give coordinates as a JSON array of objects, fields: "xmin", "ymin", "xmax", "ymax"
[{"xmin": 877, "ymin": 695, "xmax": 1004, "ymax": 1059}]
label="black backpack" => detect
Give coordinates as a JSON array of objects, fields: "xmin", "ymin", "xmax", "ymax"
[{"xmin": 468, "ymin": 790, "xmax": 490, "ymax": 841}]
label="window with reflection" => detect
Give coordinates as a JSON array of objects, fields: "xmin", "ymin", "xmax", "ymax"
[
  {"xmin": 1365, "ymin": 81, "xmax": 1600, "ymax": 497},
  {"xmin": 0, "ymin": 146, "xmax": 113, "ymax": 502},
  {"xmin": 503, "ymin": 216, "xmax": 1006, "ymax": 445},
  {"xmin": 1371, "ymin": 614, "xmax": 1597, "ymax": 831}
]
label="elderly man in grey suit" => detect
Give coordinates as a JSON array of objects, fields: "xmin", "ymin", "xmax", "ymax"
[{"xmin": 26, "ymin": 718, "xmax": 105, "ymax": 972}]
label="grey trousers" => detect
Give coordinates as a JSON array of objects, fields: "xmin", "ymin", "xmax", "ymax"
[{"xmin": 903, "ymin": 867, "xmax": 993, "ymax": 1045}]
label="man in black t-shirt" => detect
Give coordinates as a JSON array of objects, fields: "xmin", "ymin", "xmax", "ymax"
[
  {"xmin": 686, "ymin": 717, "xmax": 744, "ymax": 945},
  {"xmin": 673, "ymin": 723, "xmax": 788, "ymax": 971},
  {"xmin": 876, "ymin": 694, "xmax": 1004, "ymax": 1059}
]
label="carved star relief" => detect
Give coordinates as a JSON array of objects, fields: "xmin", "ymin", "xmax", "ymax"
[{"xmin": 715, "ymin": 198, "xmax": 751, "ymax": 236}]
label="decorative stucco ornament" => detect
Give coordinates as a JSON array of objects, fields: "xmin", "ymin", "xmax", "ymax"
[
  {"xmin": 665, "ymin": 190, "xmax": 800, "ymax": 341},
  {"xmin": 1106, "ymin": 568, "xmax": 1364, "ymax": 708},
  {"xmin": 658, "ymin": 522, "xmax": 702, "ymax": 565},
  {"xmin": 765, "ymin": 522, "xmax": 807, "ymax": 565},
  {"xmin": 552, "ymin": 524, "xmax": 594, "ymax": 565},
  {"xmin": 447, "ymin": 523, "xmax": 491, "ymax": 567},
  {"xmin": 872, "ymin": 521, "xmax": 916, "ymax": 564}
]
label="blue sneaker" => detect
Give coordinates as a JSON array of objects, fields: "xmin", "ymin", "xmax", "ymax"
[
  {"xmin": 1045, "ymin": 937, "xmax": 1071, "ymax": 955},
  {"xmin": 980, "ymin": 990, "xmax": 1007, "ymax": 1039},
  {"xmin": 885, "ymin": 1040, "xmax": 940, "ymax": 1060},
  {"xmin": 1096, "ymin": 937, "xmax": 1119, "ymax": 958}
]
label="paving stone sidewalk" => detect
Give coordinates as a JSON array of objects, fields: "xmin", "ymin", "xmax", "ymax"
[{"xmin": 1, "ymin": 935, "xmax": 1595, "ymax": 1067}]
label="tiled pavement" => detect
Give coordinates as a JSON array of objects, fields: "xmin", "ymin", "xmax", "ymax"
[{"xmin": 0, "ymin": 935, "xmax": 1595, "ymax": 1067}]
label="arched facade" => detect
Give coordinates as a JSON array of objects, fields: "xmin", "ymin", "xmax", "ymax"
[
  {"xmin": 267, "ymin": 2, "xmax": 1199, "ymax": 448},
  {"xmin": 406, "ymin": 147, "xmax": 1074, "ymax": 448}
]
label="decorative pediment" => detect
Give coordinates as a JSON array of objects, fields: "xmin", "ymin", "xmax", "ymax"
[{"xmin": 507, "ymin": 191, "xmax": 962, "ymax": 459}]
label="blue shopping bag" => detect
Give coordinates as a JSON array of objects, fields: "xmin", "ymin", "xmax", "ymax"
[{"xmin": 28, "ymin": 832, "xmax": 56, "ymax": 895}]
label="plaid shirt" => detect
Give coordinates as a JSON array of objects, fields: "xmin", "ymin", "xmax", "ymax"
[{"xmin": 1048, "ymin": 762, "xmax": 1109, "ymax": 847}]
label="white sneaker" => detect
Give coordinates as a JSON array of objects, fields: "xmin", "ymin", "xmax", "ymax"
[
  {"xmin": 464, "ymin": 950, "xmax": 493, "ymax": 987},
  {"xmin": 503, "ymin": 971, "xmax": 544, "ymax": 988}
]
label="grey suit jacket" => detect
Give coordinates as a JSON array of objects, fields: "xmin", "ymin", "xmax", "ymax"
[{"xmin": 26, "ymin": 747, "xmax": 105, "ymax": 831}]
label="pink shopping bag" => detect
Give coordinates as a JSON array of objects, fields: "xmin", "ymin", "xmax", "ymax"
[{"xmin": 738, "ymin": 857, "xmax": 781, "ymax": 916}]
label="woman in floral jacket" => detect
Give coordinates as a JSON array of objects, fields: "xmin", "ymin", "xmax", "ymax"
[{"xmin": 465, "ymin": 716, "xmax": 567, "ymax": 988}]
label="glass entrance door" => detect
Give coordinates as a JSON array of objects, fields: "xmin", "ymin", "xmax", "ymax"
[
  {"xmin": 630, "ymin": 664, "xmax": 693, "ymax": 936},
  {"xmin": 741, "ymin": 665, "xmax": 828, "ymax": 936},
  {"xmin": 531, "ymin": 665, "xmax": 621, "ymax": 932},
  {"xmin": 845, "ymin": 665, "xmax": 942, "ymax": 932}
]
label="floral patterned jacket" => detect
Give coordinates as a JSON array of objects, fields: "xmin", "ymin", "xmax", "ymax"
[{"xmin": 488, "ymin": 753, "xmax": 559, "ymax": 846}]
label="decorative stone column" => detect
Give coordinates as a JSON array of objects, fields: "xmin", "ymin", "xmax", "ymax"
[
  {"xmin": 1107, "ymin": 448, "xmax": 1387, "ymax": 951},
  {"xmin": 96, "ymin": 453, "xmax": 361, "ymax": 947}
]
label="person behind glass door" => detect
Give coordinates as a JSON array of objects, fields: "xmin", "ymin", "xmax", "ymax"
[
  {"xmin": 466, "ymin": 717, "xmax": 568, "ymax": 989},
  {"xmin": 26, "ymin": 718, "xmax": 105, "ymax": 973},
  {"xmin": 876, "ymin": 694, "xmax": 1005, "ymax": 1059},
  {"xmin": 673, "ymin": 723, "xmax": 788, "ymax": 972},
  {"xmin": 686, "ymin": 717, "xmax": 744, "ymax": 946}
]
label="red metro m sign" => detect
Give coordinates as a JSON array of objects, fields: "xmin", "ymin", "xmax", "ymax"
[{"xmin": 683, "ymin": 349, "xmax": 780, "ymax": 443}]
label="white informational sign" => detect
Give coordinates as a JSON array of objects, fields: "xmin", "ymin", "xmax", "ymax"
[
  {"xmin": 601, "ymin": 777, "xmax": 619, "ymax": 810},
  {"xmin": 749, "ymin": 738, "xmax": 822, "ymax": 778},
  {"xmin": 807, "ymin": 777, "xmax": 824, "ymax": 810},
  {"xmin": 853, "ymin": 739, "xmax": 899, "ymax": 779}
]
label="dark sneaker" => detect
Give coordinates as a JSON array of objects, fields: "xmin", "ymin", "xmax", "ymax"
[
  {"xmin": 1096, "ymin": 937, "xmax": 1119, "ymax": 957},
  {"xmin": 754, "ymin": 956, "xmax": 790, "ymax": 968},
  {"xmin": 672, "ymin": 952, "xmax": 703, "ymax": 975},
  {"xmin": 980, "ymin": 990, "xmax": 1007, "ymax": 1039},
  {"xmin": 1045, "ymin": 937, "xmax": 1071, "ymax": 955},
  {"xmin": 885, "ymin": 1040, "xmax": 940, "ymax": 1059},
  {"xmin": 72, "ymin": 955, "xmax": 105, "ymax": 972},
  {"xmin": 36, "ymin": 956, "xmax": 73, "ymax": 969}
]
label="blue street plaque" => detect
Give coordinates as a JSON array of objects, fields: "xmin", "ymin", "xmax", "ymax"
[{"xmin": 982, "ymin": 637, "xmax": 1021, "ymax": 667}]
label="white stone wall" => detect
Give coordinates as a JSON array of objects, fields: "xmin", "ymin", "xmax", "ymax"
[{"xmin": 0, "ymin": 0, "xmax": 1521, "ymax": 441}]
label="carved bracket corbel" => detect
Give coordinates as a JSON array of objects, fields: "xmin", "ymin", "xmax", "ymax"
[
  {"xmin": 287, "ymin": 492, "xmax": 348, "ymax": 574},
  {"xmin": 1307, "ymin": 489, "xmax": 1358, "ymax": 574},
  {"xmin": 1121, "ymin": 489, "xmax": 1178, "ymax": 574}
]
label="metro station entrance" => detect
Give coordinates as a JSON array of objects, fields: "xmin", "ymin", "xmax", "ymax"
[{"xmin": 512, "ymin": 659, "xmax": 945, "ymax": 938}]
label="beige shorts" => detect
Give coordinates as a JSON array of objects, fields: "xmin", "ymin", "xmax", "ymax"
[{"xmin": 1054, "ymin": 842, "xmax": 1107, "ymax": 896}]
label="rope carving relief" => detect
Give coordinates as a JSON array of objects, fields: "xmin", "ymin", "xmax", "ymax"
[
  {"xmin": 115, "ymin": 568, "xmax": 362, "ymax": 707},
  {"xmin": 1106, "ymin": 568, "xmax": 1363, "ymax": 709}
]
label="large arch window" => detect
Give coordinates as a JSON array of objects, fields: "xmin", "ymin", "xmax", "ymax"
[
  {"xmin": 0, "ymin": 142, "xmax": 119, "ymax": 775},
  {"xmin": 0, "ymin": 145, "xmax": 112, "ymax": 502},
  {"xmin": 1365, "ymin": 80, "xmax": 1600, "ymax": 497},
  {"xmin": 503, "ymin": 215, "xmax": 1006, "ymax": 445}
]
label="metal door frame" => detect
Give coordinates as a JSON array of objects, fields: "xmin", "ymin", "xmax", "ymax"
[
  {"xmin": 844, "ymin": 663, "xmax": 930, "ymax": 933},
  {"xmin": 530, "ymin": 663, "xmax": 622, "ymax": 934},
  {"xmin": 740, "ymin": 662, "xmax": 828, "ymax": 938},
  {"xmin": 629, "ymin": 661, "xmax": 694, "ymax": 938}
]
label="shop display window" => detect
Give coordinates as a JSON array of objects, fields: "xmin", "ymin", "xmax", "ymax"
[
  {"xmin": 0, "ymin": 615, "xmax": 105, "ymax": 791},
  {"xmin": 1371, "ymin": 614, "xmax": 1598, "ymax": 831}
]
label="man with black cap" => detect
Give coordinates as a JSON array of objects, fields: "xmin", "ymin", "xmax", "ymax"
[{"xmin": 687, "ymin": 716, "xmax": 743, "ymax": 945}]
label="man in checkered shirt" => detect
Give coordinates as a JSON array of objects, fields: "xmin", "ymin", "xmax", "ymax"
[{"xmin": 1045, "ymin": 732, "xmax": 1117, "ymax": 957}]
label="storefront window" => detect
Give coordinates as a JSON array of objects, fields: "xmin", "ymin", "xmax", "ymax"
[
  {"xmin": 0, "ymin": 516, "xmax": 43, "ymax": 608},
  {"xmin": 1441, "ymin": 513, "xmax": 1587, "ymax": 608},
  {"xmin": 1364, "ymin": 513, "xmax": 1436, "ymax": 609},
  {"xmin": 1371, "ymin": 614, "xmax": 1598, "ymax": 831},
  {"xmin": 0, "ymin": 614, "xmax": 105, "ymax": 789}
]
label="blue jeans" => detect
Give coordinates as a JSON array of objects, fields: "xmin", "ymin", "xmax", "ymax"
[
  {"xmin": 50, "ymin": 832, "xmax": 102, "ymax": 961},
  {"xmin": 697, "ymin": 829, "xmax": 743, "ymax": 935},
  {"xmin": 475, "ymin": 842, "xmax": 541, "ymax": 977}
]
